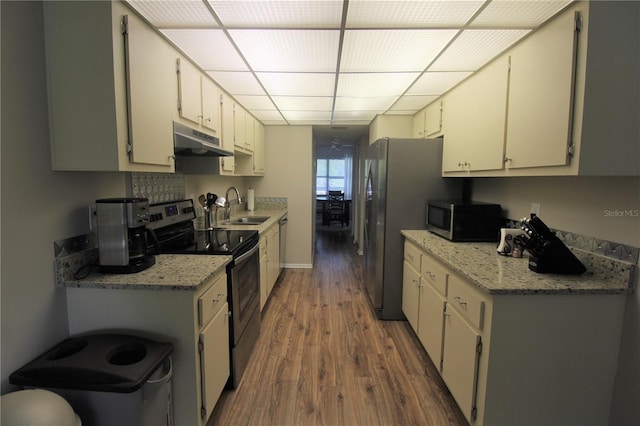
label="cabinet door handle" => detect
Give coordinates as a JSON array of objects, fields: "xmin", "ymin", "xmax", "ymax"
[
  {"xmin": 213, "ymin": 293, "xmax": 225, "ymax": 303},
  {"xmin": 453, "ymin": 296, "xmax": 467, "ymax": 306}
]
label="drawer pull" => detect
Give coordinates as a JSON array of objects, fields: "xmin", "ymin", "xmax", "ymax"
[
  {"xmin": 453, "ymin": 296, "xmax": 467, "ymax": 306},
  {"xmin": 213, "ymin": 294, "xmax": 225, "ymax": 303}
]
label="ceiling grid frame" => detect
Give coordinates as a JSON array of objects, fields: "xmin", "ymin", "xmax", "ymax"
[{"xmin": 125, "ymin": 0, "xmax": 575, "ymax": 128}]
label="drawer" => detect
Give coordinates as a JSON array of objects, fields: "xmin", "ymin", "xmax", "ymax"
[
  {"xmin": 421, "ymin": 253, "xmax": 448, "ymax": 296},
  {"xmin": 404, "ymin": 240, "xmax": 422, "ymax": 271},
  {"xmin": 199, "ymin": 272, "xmax": 228, "ymax": 328},
  {"xmin": 447, "ymin": 274, "xmax": 486, "ymax": 330}
]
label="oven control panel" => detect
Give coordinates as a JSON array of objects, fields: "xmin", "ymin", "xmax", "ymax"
[{"xmin": 148, "ymin": 199, "xmax": 196, "ymax": 230}]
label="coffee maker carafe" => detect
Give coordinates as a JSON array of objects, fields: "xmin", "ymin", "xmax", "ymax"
[{"xmin": 96, "ymin": 198, "xmax": 155, "ymax": 273}]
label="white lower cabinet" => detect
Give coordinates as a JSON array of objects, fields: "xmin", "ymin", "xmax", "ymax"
[
  {"xmin": 259, "ymin": 223, "xmax": 281, "ymax": 310},
  {"xmin": 259, "ymin": 236, "xmax": 268, "ymax": 310},
  {"xmin": 442, "ymin": 303, "xmax": 482, "ymax": 421},
  {"xmin": 66, "ymin": 269, "xmax": 231, "ymax": 426},
  {"xmin": 401, "ymin": 261, "xmax": 420, "ymax": 331},
  {"xmin": 199, "ymin": 302, "xmax": 230, "ymax": 420},
  {"xmin": 402, "ymin": 238, "xmax": 626, "ymax": 425},
  {"xmin": 417, "ymin": 279, "xmax": 445, "ymax": 371}
]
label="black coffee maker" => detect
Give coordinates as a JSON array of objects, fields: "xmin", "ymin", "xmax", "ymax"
[{"xmin": 96, "ymin": 198, "xmax": 156, "ymax": 273}]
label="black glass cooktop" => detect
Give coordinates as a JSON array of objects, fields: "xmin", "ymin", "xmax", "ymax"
[{"xmin": 161, "ymin": 228, "xmax": 258, "ymax": 257}]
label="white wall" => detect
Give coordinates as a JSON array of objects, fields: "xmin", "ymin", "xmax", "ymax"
[
  {"xmin": 248, "ymin": 126, "xmax": 314, "ymax": 267},
  {"xmin": 1, "ymin": 1, "xmax": 127, "ymax": 392},
  {"xmin": 473, "ymin": 176, "xmax": 640, "ymax": 424}
]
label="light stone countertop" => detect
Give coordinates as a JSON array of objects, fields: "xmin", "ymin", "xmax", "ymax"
[
  {"xmin": 62, "ymin": 254, "xmax": 232, "ymax": 291},
  {"xmin": 59, "ymin": 209, "xmax": 287, "ymax": 291},
  {"xmin": 402, "ymin": 230, "xmax": 635, "ymax": 295}
]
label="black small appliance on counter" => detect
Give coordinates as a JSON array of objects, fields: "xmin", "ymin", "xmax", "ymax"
[{"xmin": 519, "ymin": 215, "xmax": 586, "ymax": 274}]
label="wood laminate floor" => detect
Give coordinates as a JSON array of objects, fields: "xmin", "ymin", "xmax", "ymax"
[{"xmin": 208, "ymin": 229, "xmax": 467, "ymax": 426}]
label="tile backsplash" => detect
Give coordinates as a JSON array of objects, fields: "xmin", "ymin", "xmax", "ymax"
[
  {"xmin": 504, "ymin": 219, "xmax": 639, "ymax": 264},
  {"xmin": 129, "ymin": 172, "xmax": 185, "ymax": 204}
]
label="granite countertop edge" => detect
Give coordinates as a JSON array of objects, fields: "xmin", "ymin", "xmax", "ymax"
[
  {"xmin": 62, "ymin": 254, "xmax": 232, "ymax": 291},
  {"xmin": 401, "ymin": 230, "xmax": 635, "ymax": 296}
]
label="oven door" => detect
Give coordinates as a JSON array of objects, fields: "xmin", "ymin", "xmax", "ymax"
[{"xmin": 228, "ymin": 241, "xmax": 260, "ymax": 345}]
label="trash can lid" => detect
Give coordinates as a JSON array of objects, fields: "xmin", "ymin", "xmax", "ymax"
[
  {"xmin": 9, "ymin": 333, "xmax": 173, "ymax": 393},
  {"xmin": 1, "ymin": 389, "xmax": 82, "ymax": 426}
]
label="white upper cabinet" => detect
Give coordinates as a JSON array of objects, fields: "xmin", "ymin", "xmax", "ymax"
[
  {"xmin": 442, "ymin": 56, "xmax": 509, "ymax": 173},
  {"xmin": 414, "ymin": 101, "xmax": 443, "ymax": 139},
  {"xmin": 43, "ymin": 1, "xmax": 175, "ymax": 172},
  {"xmin": 177, "ymin": 58, "xmax": 202, "ymax": 126},
  {"xmin": 504, "ymin": 10, "xmax": 578, "ymax": 170},
  {"xmin": 177, "ymin": 59, "xmax": 220, "ymax": 134},
  {"xmin": 201, "ymin": 79, "xmax": 220, "ymax": 133},
  {"xmin": 438, "ymin": 1, "xmax": 639, "ymax": 177}
]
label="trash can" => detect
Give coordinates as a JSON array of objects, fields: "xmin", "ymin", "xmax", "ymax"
[{"xmin": 9, "ymin": 333, "xmax": 173, "ymax": 426}]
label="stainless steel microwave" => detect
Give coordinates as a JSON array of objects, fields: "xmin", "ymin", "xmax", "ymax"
[{"xmin": 426, "ymin": 200, "xmax": 503, "ymax": 242}]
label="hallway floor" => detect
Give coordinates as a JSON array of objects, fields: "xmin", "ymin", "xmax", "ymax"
[{"xmin": 208, "ymin": 229, "xmax": 467, "ymax": 425}]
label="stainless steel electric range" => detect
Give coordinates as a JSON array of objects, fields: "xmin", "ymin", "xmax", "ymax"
[{"xmin": 148, "ymin": 199, "xmax": 261, "ymax": 389}]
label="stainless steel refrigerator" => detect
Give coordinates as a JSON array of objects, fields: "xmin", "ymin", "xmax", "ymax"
[{"xmin": 364, "ymin": 137, "xmax": 461, "ymax": 320}]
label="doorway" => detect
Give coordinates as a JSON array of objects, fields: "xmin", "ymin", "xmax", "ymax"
[{"xmin": 312, "ymin": 125, "xmax": 368, "ymax": 254}]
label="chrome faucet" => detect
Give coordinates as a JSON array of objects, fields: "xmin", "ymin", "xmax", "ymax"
[{"xmin": 224, "ymin": 186, "xmax": 242, "ymax": 220}]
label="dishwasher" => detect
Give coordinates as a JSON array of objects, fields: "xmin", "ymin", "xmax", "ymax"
[{"xmin": 279, "ymin": 214, "xmax": 287, "ymax": 272}]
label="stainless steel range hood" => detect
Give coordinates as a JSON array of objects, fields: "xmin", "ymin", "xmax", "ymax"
[{"xmin": 173, "ymin": 121, "xmax": 233, "ymax": 157}]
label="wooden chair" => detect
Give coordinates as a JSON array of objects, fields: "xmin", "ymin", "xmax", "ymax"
[{"xmin": 326, "ymin": 191, "xmax": 348, "ymax": 227}]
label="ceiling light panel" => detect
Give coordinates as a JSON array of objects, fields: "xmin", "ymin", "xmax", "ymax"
[
  {"xmin": 251, "ymin": 110, "xmax": 287, "ymax": 123},
  {"xmin": 234, "ymin": 95, "xmax": 278, "ymax": 110},
  {"xmin": 272, "ymin": 96, "xmax": 334, "ymax": 111},
  {"xmin": 340, "ymin": 29, "xmax": 458, "ymax": 72},
  {"xmin": 257, "ymin": 73, "xmax": 336, "ymax": 97},
  {"xmin": 282, "ymin": 110, "xmax": 332, "ymax": 122},
  {"xmin": 470, "ymin": 0, "xmax": 573, "ymax": 28},
  {"xmin": 206, "ymin": 71, "xmax": 266, "ymax": 96},
  {"xmin": 346, "ymin": 0, "xmax": 486, "ymax": 28},
  {"xmin": 390, "ymin": 95, "xmax": 439, "ymax": 111},
  {"xmin": 334, "ymin": 96, "xmax": 399, "ymax": 111},
  {"xmin": 229, "ymin": 29, "xmax": 339, "ymax": 72},
  {"xmin": 406, "ymin": 71, "xmax": 472, "ymax": 95},
  {"xmin": 337, "ymin": 73, "xmax": 420, "ymax": 97},
  {"xmin": 160, "ymin": 29, "xmax": 248, "ymax": 71},
  {"xmin": 333, "ymin": 110, "xmax": 381, "ymax": 122},
  {"xmin": 430, "ymin": 29, "xmax": 529, "ymax": 71},
  {"xmin": 208, "ymin": 0, "xmax": 344, "ymax": 28},
  {"xmin": 126, "ymin": 0, "xmax": 219, "ymax": 27}
]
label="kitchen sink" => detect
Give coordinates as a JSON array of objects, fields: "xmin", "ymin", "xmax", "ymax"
[{"xmin": 225, "ymin": 216, "xmax": 270, "ymax": 225}]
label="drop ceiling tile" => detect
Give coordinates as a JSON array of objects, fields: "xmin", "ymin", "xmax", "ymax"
[
  {"xmin": 391, "ymin": 95, "xmax": 439, "ymax": 111},
  {"xmin": 257, "ymin": 73, "xmax": 336, "ymax": 96},
  {"xmin": 228, "ymin": 29, "xmax": 340, "ymax": 72},
  {"xmin": 470, "ymin": 0, "xmax": 573, "ymax": 28},
  {"xmin": 234, "ymin": 95, "xmax": 277, "ymax": 110},
  {"xmin": 406, "ymin": 71, "xmax": 472, "ymax": 95},
  {"xmin": 337, "ymin": 73, "xmax": 419, "ymax": 97},
  {"xmin": 430, "ymin": 29, "xmax": 529, "ymax": 71},
  {"xmin": 251, "ymin": 110, "xmax": 287, "ymax": 123},
  {"xmin": 126, "ymin": 0, "xmax": 219, "ymax": 27},
  {"xmin": 272, "ymin": 96, "xmax": 333, "ymax": 111},
  {"xmin": 161, "ymin": 29, "xmax": 248, "ymax": 71},
  {"xmin": 331, "ymin": 119, "xmax": 373, "ymax": 126},
  {"xmin": 208, "ymin": 0, "xmax": 344, "ymax": 28},
  {"xmin": 346, "ymin": 0, "xmax": 485, "ymax": 28},
  {"xmin": 333, "ymin": 110, "xmax": 381, "ymax": 122},
  {"xmin": 282, "ymin": 110, "xmax": 332, "ymax": 121},
  {"xmin": 341, "ymin": 29, "xmax": 458, "ymax": 72},
  {"xmin": 206, "ymin": 71, "xmax": 266, "ymax": 96},
  {"xmin": 334, "ymin": 96, "xmax": 398, "ymax": 111}
]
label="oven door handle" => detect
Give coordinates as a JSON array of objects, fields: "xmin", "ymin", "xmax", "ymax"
[{"xmin": 234, "ymin": 240, "xmax": 259, "ymax": 264}]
